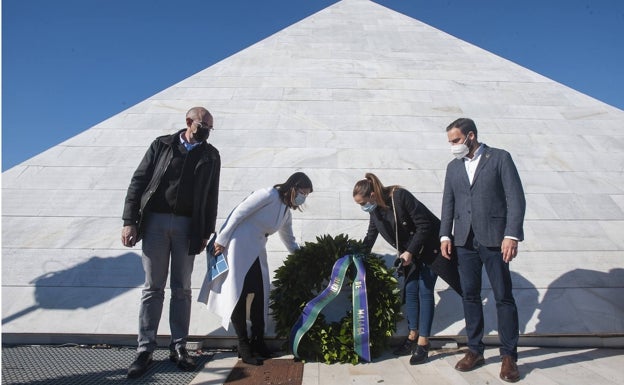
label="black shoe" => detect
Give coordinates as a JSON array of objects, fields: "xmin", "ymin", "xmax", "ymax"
[
  {"xmin": 169, "ymin": 346, "xmax": 197, "ymax": 371},
  {"xmin": 127, "ymin": 351, "xmax": 153, "ymax": 379},
  {"xmin": 393, "ymin": 338, "xmax": 416, "ymax": 356},
  {"xmin": 238, "ymin": 338, "xmax": 262, "ymax": 365},
  {"xmin": 251, "ymin": 336, "xmax": 274, "ymax": 358},
  {"xmin": 409, "ymin": 343, "xmax": 430, "ymax": 365}
]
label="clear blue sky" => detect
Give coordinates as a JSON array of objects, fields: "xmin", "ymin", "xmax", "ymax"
[{"xmin": 3, "ymin": 0, "xmax": 623, "ymax": 170}]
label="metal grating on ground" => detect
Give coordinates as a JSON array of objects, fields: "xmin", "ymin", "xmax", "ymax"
[{"xmin": 1, "ymin": 345, "xmax": 214, "ymax": 385}]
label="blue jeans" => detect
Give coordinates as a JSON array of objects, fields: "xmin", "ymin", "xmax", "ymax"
[
  {"xmin": 404, "ymin": 261, "xmax": 437, "ymax": 337},
  {"xmin": 137, "ymin": 212, "xmax": 195, "ymax": 353},
  {"xmin": 456, "ymin": 233, "xmax": 519, "ymax": 359}
]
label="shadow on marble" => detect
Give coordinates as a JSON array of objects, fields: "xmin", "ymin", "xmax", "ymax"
[
  {"xmin": 535, "ymin": 268, "xmax": 624, "ymax": 334},
  {"xmin": 2, "ymin": 253, "xmax": 143, "ymax": 325},
  {"xmin": 387, "ymin": 254, "xmax": 540, "ymax": 337},
  {"xmin": 516, "ymin": 346, "xmax": 624, "ymax": 377},
  {"xmin": 433, "ymin": 266, "xmax": 624, "ymax": 337}
]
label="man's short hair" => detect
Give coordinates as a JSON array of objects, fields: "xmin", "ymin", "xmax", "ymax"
[{"xmin": 446, "ymin": 118, "xmax": 478, "ymax": 139}]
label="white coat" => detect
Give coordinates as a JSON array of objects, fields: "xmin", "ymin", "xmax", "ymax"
[{"xmin": 198, "ymin": 187, "xmax": 299, "ymax": 331}]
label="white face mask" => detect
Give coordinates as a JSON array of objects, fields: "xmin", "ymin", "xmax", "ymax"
[{"xmin": 451, "ymin": 136, "xmax": 470, "ymax": 159}]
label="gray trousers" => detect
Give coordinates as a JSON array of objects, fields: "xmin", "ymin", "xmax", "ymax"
[{"xmin": 137, "ymin": 212, "xmax": 195, "ymax": 353}]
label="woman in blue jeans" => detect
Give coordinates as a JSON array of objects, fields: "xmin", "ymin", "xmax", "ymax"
[
  {"xmin": 402, "ymin": 262, "xmax": 437, "ymax": 363},
  {"xmin": 353, "ymin": 173, "xmax": 445, "ymax": 365}
]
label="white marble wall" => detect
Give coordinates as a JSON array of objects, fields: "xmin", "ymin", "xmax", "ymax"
[{"xmin": 3, "ymin": 0, "xmax": 623, "ymax": 345}]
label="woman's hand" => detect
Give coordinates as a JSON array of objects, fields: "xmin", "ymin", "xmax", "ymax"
[
  {"xmin": 399, "ymin": 251, "xmax": 413, "ymax": 266},
  {"xmin": 214, "ymin": 242, "xmax": 225, "ymax": 255}
]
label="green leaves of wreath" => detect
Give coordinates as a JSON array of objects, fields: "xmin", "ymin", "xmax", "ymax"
[{"xmin": 270, "ymin": 234, "xmax": 402, "ymax": 364}]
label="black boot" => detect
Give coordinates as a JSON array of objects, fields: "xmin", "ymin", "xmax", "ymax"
[
  {"xmin": 169, "ymin": 346, "xmax": 197, "ymax": 371},
  {"xmin": 251, "ymin": 336, "xmax": 274, "ymax": 358},
  {"xmin": 393, "ymin": 337, "xmax": 416, "ymax": 356},
  {"xmin": 409, "ymin": 342, "xmax": 430, "ymax": 365},
  {"xmin": 127, "ymin": 351, "xmax": 152, "ymax": 378},
  {"xmin": 238, "ymin": 338, "xmax": 261, "ymax": 365}
]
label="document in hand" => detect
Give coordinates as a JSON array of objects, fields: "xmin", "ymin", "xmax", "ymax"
[
  {"xmin": 206, "ymin": 235, "xmax": 229, "ymax": 282},
  {"xmin": 208, "ymin": 251, "xmax": 228, "ymax": 281}
]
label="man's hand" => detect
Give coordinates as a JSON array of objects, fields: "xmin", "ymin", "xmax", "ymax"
[
  {"xmin": 121, "ymin": 225, "xmax": 138, "ymax": 247},
  {"xmin": 501, "ymin": 238, "xmax": 519, "ymax": 263},
  {"xmin": 440, "ymin": 240, "xmax": 453, "ymax": 260}
]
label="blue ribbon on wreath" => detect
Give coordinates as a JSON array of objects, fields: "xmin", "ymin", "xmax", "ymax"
[{"xmin": 290, "ymin": 254, "xmax": 371, "ymax": 362}]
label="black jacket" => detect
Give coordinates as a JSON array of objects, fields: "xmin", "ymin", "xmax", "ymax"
[
  {"xmin": 363, "ymin": 188, "xmax": 440, "ymax": 264},
  {"xmin": 122, "ymin": 129, "xmax": 221, "ymax": 255}
]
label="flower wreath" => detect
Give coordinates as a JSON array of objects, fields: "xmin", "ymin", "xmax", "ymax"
[{"xmin": 270, "ymin": 234, "xmax": 402, "ymax": 364}]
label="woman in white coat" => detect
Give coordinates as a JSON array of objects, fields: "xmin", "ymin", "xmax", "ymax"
[{"xmin": 202, "ymin": 172, "xmax": 313, "ymax": 365}]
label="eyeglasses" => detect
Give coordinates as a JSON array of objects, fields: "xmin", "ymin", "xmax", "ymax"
[{"xmin": 195, "ymin": 121, "xmax": 214, "ymax": 131}]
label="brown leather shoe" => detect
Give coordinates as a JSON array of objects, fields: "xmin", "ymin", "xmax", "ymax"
[
  {"xmin": 454, "ymin": 350, "xmax": 485, "ymax": 372},
  {"xmin": 500, "ymin": 355, "xmax": 520, "ymax": 382}
]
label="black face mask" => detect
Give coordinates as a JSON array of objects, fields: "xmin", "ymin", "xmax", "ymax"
[{"xmin": 193, "ymin": 124, "xmax": 210, "ymax": 142}]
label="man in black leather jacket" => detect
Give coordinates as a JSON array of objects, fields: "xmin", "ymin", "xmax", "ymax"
[{"xmin": 121, "ymin": 106, "xmax": 220, "ymax": 378}]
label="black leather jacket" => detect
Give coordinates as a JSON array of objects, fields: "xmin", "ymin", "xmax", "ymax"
[
  {"xmin": 363, "ymin": 188, "xmax": 440, "ymax": 264},
  {"xmin": 122, "ymin": 129, "xmax": 221, "ymax": 255}
]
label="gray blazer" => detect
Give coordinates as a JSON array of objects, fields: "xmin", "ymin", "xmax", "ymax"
[{"xmin": 440, "ymin": 144, "xmax": 526, "ymax": 248}]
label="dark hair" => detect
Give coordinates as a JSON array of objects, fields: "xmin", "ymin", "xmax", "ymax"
[
  {"xmin": 352, "ymin": 173, "xmax": 399, "ymax": 210},
  {"xmin": 274, "ymin": 172, "xmax": 313, "ymax": 210},
  {"xmin": 446, "ymin": 118, "xmax": 478, "ymax": 140}
]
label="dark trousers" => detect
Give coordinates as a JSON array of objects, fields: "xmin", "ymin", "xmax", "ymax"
[
  {"xmin": 231, "ymin": 258, "xmax": 264, "ymax": 340},
  {"xmin": 456, "ymin": 232, "xmax": 519, "ymax": 359}
]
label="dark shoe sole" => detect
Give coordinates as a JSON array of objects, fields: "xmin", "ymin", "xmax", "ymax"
[
  {"xmin": 410, "ymin": 356, "xmax": 429, "ymax": 365},
  {"xmin": 238, "ymin": 352, "xmax": 262, "ymax": 365},
  {"xmin": 127, "ymin": 360, "xmax": 152, "ymax": 379},
  {"xmin": 127, "ymin": 370, "xmax": 146, "ymax": 379},
  {"xmin": 128, "ymin": 359, "xmax": 153, "ymax": 378},
  {"xmin": 500, "ymin": 373, "xmax": 520, "ymax": 383}
]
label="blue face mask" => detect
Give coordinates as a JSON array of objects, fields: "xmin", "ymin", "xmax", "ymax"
[
  {"xmin": 294, "ymin": 193, "xmax": 307, "ymax": 206},
  {"xmin": 361, "ymin": 202, "xmax": 377, "ymax": 213}
]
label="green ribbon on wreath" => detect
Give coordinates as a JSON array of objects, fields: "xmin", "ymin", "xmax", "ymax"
[{"xmin": 290, "ymin": 254, "xmax": 371, "ymax": 362}]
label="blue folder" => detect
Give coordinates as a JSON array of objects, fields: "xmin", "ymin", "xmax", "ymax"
[{"xmin": 206, "ymin": 236, "xmax": 229, "ymax": 282}]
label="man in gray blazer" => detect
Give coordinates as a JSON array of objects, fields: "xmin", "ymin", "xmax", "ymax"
[{"xmin": 440, "ymin": 118, "xmax": 525, "ymax": 383}]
